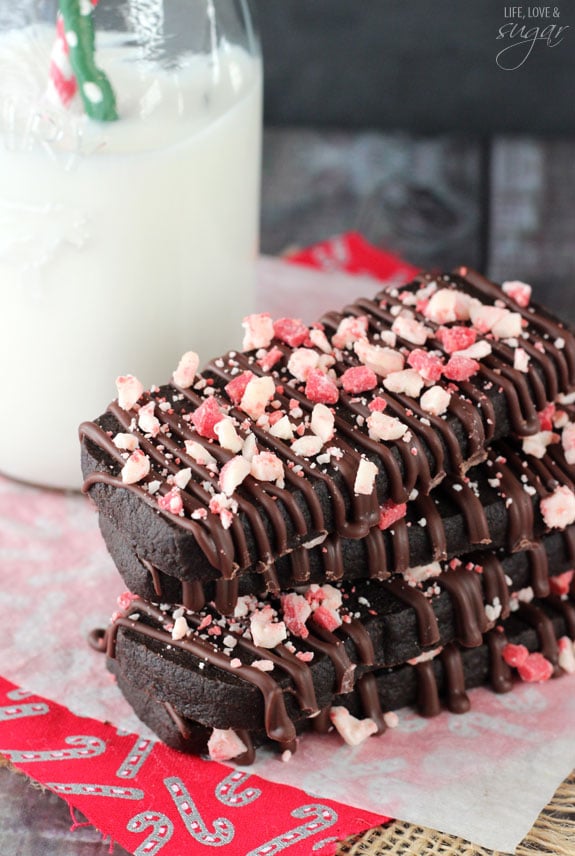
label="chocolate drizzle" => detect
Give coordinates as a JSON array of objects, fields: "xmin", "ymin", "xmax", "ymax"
[
  {"xmin": 485, "ymin": 629, "xmax": 514, "ymax": 694},
  {"xmin": 526, "ymin": 544, "xmax": 551, "ymax": 599},
  {"xmin": 81, "ymin": 269, "xmax": 575, "ymax": 588},
  {"xmin": 441, "ymin": 477, "xmax": 491, "ymax": 546},
  {"xmin": 386, "ymin": 577, "xmax": 440, "ymax": 648},
  {"xmin": 357, "ymin": 672, "xmax": 386, "ymax": 733},
  {"xmin": 437, "ymin": 568, "xmax": 490, "ymax": 647},
  {"xmin": 414, "ymin": 660, "xmax": 442, "ymax": 717},
  {"xmin": 516, "ymin": 602, "xmax": 559, "ymax": 669},
  {"xmin": 440, "ymin": 644, "xmax": 470, "ymax": 713},
  {"xmin": 481, "ymin": 554, "xmax": 511, "ymax": 621}
]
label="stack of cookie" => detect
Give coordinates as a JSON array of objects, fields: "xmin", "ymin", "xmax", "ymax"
[{"xmin": 81, "ymin": 268, "xmax": 575, "ymax": 763}]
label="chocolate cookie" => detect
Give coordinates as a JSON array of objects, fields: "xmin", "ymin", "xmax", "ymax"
[
  {"xmin": 80, "ymin": 270, "xmax": 575, "ymax": 587},
  {"xmin": 94, "ymin": 534, "xmax": 575, "ymax": 752},
  {"xmin": 96, "ymin": 435, "xmax": 575, "ymax": 609},
  {"xmin": 106, "ymin": 594, "xmax": 575, "ymax": 762}
]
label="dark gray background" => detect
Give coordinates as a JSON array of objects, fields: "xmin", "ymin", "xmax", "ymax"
[{"xmin": 256, "ymin": 0, "xmax": 574, "ymax": 134}]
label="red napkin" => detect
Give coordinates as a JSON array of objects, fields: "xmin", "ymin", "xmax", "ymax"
[
  {"xmin": 287, "ymin": 231, "xmax": 419, "ymax": 281},
  {"xmin": 0, "ymin": 676, "xmax": 388, "ymax": 855}
]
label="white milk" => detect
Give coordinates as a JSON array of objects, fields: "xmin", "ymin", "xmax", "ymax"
[{"xmin": 0, "ymin": 27, "xmax": 262, "ymax": 489}]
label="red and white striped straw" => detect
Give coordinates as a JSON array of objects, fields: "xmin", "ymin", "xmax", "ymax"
[{"xmin": 48, "ymin": 0, "xmax": 100, "ymax": 108}]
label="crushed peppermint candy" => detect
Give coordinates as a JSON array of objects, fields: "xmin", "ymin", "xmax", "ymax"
[
  {"xmin": 191, "ymin": 396, "xmax": 225, "ymax": 440},
  {"xmin": 310, "ymin": 403, "xmax": 335, "ymax": 443},
  {"xmin": 240, "ymin": 375, "xmax": 276, "ymax": 420},
  {"xmin": 242, "ymin": 313, "xmax": 274, "ymax": 351},
  {"xmin": 116, "ymin": 374, "xmax": 144, "ymax": 411},
  {"xmin": 305, "ymin": 369, "xmax": 339, "ymax": 405},
  {"xmin": 540, "ymin": 485, "xmax": 575, "ymax": 529},
  {"xmin": 121, "ymin": 449, "xmax": 150, "ymax": 484},
  {"xmin": 420, "ymin": 385, "xmax": 451, "ymax": 416},
  {"xmin": 329, "ymin": 707, "xmax": 378, "ymax": 746},
  {"xmin": 273, "ymin": 317, "xmax": 308, "ymax": 347},
  {"xmin": 502, "ymin": 279, "xmax": 532, "ymax": 308},
  {"xmin": 341, "ymin": 365, "xmax": 378, "ymax": 394},
  {"xmin": 354, "ymin": 457, "xmax": 378, "ymax": 495},
  {"xmin": 207, "ymin": 729, "xmax": 248, "ymax": 762},
  {"xmin": 173, "ymin": 351, "xmax": 200, "ymax": 388}
]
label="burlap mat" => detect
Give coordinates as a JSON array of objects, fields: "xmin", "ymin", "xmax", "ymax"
[{"xmin": 337, "ymin": 769, "xmax": 575, "ymax": 855}]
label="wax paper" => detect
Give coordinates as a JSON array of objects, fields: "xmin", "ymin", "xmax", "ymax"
[{"xmin": 1, "ymin": 236, "xmax": 574, "ymax": 852}]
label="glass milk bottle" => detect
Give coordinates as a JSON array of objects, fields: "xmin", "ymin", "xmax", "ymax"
[{"xmin": 0, "ymin": 0, "xmax": 262, "ymax": 489}]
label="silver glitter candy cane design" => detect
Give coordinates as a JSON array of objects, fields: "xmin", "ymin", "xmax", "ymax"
[
  {"xmin": 164, "ymin": 776, "xmax": 235, "ymax": 847},
  {"xmin": 245, "ymin": 805, "xmax": 338, "ymax": 856},
  {"xmin": 0, "ymin": 689, "xmax": 49, "ymax": 720},
  {"xmin": 116, "ymin": 736, "xmax": 154, "ymax": 779},
  {"xmin": 215, "ymin": 771, "xmax": 262, "ymax": 808},
  {"xmin": 0, "ymin": 735, "xmax": 106, "ymax": 763},
  {"xmin": 0, "ymin": 701, "xmax": 49, "ymax": 721},
  {"xmin": 47, "ymin": 783, "xmax": 145, "ymax": 799},
  {"xmin": 127, "ymin": 811, "xmax": 174, "ymax": 856}
]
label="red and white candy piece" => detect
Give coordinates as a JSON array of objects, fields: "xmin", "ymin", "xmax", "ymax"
[
  {"xmin": 312, "ymin": 604, "xmax": 342, "ymax": 632},
  {"xmin": 273, "ymin": 317, "xmax": 308, "ymax": 348},
  {"xmin": 281, "ymin": 592, "xmax": 312, "ymax": 639},
  {"xmin": 250, "ymin": 451, "xmax": 285, "ymax": 487},
  {"xmin": 207, "ymin": 729, "xmax": 248, "ymax": 762},
  {"xmin": 329, "ymin": 707, "xmax": 378, "ymax": 746},
  {"xmin": 513, "ymin": 347, "xmax": 530, "ymax": 373},
  {"xmin": 367, "ymin": 410, "xmax": 407, "ymax": 441},
  {"xmin": 112, "ymin": 433, "xmax": 138, "ymax": 452},
  {"xmin": 383, "ymin": 369, "xmax": 424, "ymax": 398},
  {"xmin": 225, "ymin": 370, "xmax": 254, "ymax": 406},
  {"xmin": 332, "ymin": 315, "xmax": 369, "ymax": 349},
  {"xmin": 184, "ymin": 440, "xmax": 218, "ymax": 472},
  {"xmin": 171, "ymin": 615, "xmax": 189, "ymax": 640},
  {"xmin": 158, "ymin": 487, "xmax": 184, "ymax": 515},
  {"xmin": 240, "ymin": 376, "xmax": 276, "ymax": 420},
  {"xmin": 420, "ymin": 385, "xmax": 451, "ymax": 416},
  {"xmin": 250, "ymin": 606, "xmax": 287, "ymax": 648},
  {"xmin": 242, "ymin": 313, "xmax": 274, "ymax": 351},
  {"xmin": 522, "ymin": 430, "xmax": 558, "ymax": 460},
  {"xmin": 540, "ymin": 485, "xmax": 575, "ymax": 529},
  {"xmin": 310, "ymin": 403, "xmax": 335, "ymax": 443},
  {"xmin": 502, "ymin": 280, "xmax": 532, "ymax": 308},
  {"xmin": 214, "ymin": 418, "xmax": 243, "ymax": 453},
  {"xmin": 423, "ymin": 289, "xmax": 458, "ymax": 325},
  {"xmin": 172, "ymin": 351, "xmax": 200, "ymax": 388},
  {"xmin": 469, "ymin": 304, "xmax": 522, "ymax": 339},
  {"xmin": 287, "ymin": 348, "xmax": 320, "ymax": 382},
  {"xmin": 354, "ymin": 340, "xmax": 404, "ymax": 378},
  {"xmin": 138, "ymin": 401, "xmax": 160, "ymax": 437},
  {"xmin": 443, "ymin": 355, "xmax": 480, "ymax": 382},
  {"xmin": 219, "ymin": 456, "xmax": 251, "ymax": 497},
  {"xmin": 391, "ymin": 314, "xmax": 431, "ymax": 346},
  {"xmin": 267, "ymin": 415, "xmax": 293, "ymax": 441},
  {"xmin": 121, "ymin": 449, "xmax": 150, "ymax": 484},
  {"xmin": 378, "ymin": 499, "xmax": 407, "ymax": 530},
  {"xmin": 340, "ymin": 365, "xmax": 378, "ymax": 394},
  {"xmin": 407, "ymin": 349, "xmax": 444, "ymax": 382},
  {"xmin": 562, "ymin": 422, "xmax": 575, "ymax": 464},
  {"xmin": 191, "ymin": 396, "xmax": 225, "ymax": 440},
  {"xmin": 549, "ymin": 570, "xmax": 574, "ymax": 597},
  {"xmin": 305, "ymin": 370, "xmax": 339, "ymax": 405},
  {"xmin": 291, "ymin": 434, "xmax": 323, "ymax": 458},
  {"xmin": 116, "ymin": 375, "xmax": 144, "ymax": 411},
  {"xmin": 436, "ymin": 325, "xmax": 477, "ymax": 354},
  {"xmin": 354, "ymin": 458, "xmax": 378, "ymax": 495}
]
